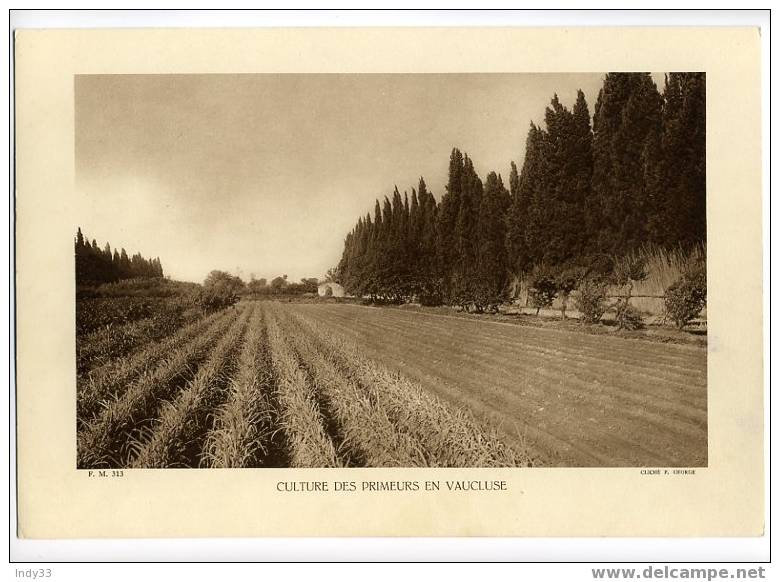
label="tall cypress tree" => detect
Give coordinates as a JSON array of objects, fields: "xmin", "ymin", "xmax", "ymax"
[
  {"xmin": 451, "ymin": 154, "xmax": 482, "ymax": 306},
  {"xmin": 377, "ymin": 196, "xmax": 394, "ymax": 296},
  {"xmin": 408, "ymin": 188, "xmax": 422, "ymax": 294},
  {"xmin": 538, "ymin": 91, "xmax": 594, "ymax": 265},
  {"xmin": 539, "ymin": 94, "xmax": 573, "ymax": 265},
  {"xmin": 367, "ymin": 200, "xmax": 383, "ymax": 297},
  {"xmin": 646, "ymin": 73, "xmax": 706, "ymax": 247},
  {"xmin": 475, "ymin": 171, "xmax": 511, "ymax": 310},
  {"xmin": 505, "ymin": 158, "xmax": 529, "ymax": 276},
  {"xmin": 571, "ymin": 89, "xmax": 595, "ymax": 252},
  {"xmin": 517, "ymin": 123, "xmax": 550, "ymax": 269},
  {"xmin": 417, "ymin": 177, "xmax": 439, "ymax": 301},
  {"xmin": 410, "ymin": 188, "xmax": 420, "ymax": 244},
  {"xmin": 387, "ymin": 188, "xmax": 403, "ymax": 298},
  {"xmin": 75, "ymin": 228, "xmax": 85, "ymax": 252},
  {"xmin": 119, "ymin": 248, "xmax": 131, "ymax": 279},
  {"xmin": 591, "ymin": 73, "xmax": 663, "ymax": 253},
  {"xmin": 437, "ymin": 148, "xmax": 464, "ymax": 297}
]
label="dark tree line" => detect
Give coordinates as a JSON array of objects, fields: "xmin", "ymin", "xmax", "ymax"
[
  {"xmin": 338, "ymin": 73, "xmax": 705, "ymax": 310},
  {"xmin": 507, "ymin": 73, "xmax": 705, "ymax": 271},
  {"xmin": 75, "ymin": 227, "xmax": 164, "ymax": 284},
  {"xmin": 338, "ymin": 180, "xmax": 440, "ymax": 304}
]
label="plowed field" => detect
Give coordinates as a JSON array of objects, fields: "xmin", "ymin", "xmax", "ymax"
[
  {"xmin": 76, "ymin": 301, "xmax": 707, "ymax": 468},
  {"xmin": 292, "ymin": 303, "xmax": 708, "ymax": 467}
]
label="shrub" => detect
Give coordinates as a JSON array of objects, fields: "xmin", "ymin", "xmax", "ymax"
[
  {"xmin": 471, "ymin": 284, "xmax": 506, "ymax": 314},
  {"xmin": 624, "ymin": 243, "xmax": 706, "ymax": 298},
  {"xmin": 553, "ymin": 264, "xmax": 585, "ymax": 320},
  {"xmin": 574, "ymin": 280, "xmax": 608, "ymax": 324},
  {"xmin": 612, "ymin": 256, "xmax": 648, "ymax": 288},
  {"xmin": 194, "ymin": 270, "xmax": 244, "ymax": 311},
  {"xmin": 194, "ymin": 287, "xmax": 239, "ymax": 312},
  {"xmin": 527, "ymin": 265, "xmax": 558, "ymax": 315},
  {"xmin": 664, "ymin": 265, "xmax": 707, "ymax": 329},
  {"xmin": 609, "ymin": 255, "xmax": 648, "ymax": 330},
  {"xmin": 615, "ymin": 302, "xmax": 644, "ymax": 330}
]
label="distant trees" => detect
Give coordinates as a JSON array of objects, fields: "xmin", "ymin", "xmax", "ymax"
[
  {"xmin": 337, "ymin": 177, "xmax": 440, "ymax": 305},
  {"xmin": 74, "ymin": 227, "xmax": 164, "ymax": 285},
  {"xmin": 299, "ymin": 278, "xmax": 319, "ymax": 294},
  {"xmin": 270, "ymin": 275, "xmax": 288, "ymax": 293},
  {"xmin": 247, "ymin": 277, "xmax": 267, "ymax": 295},
  {"xmin": 244, "ymin": 274, "xmax": 321, "ymax": 296},
  {"xmin": 203, "ymin": 270, "xmax": 244, "ymax": 295},
  {"xmin": 337, "ymin": 156, "xmax": 507, "ymax": 311},
  {"xmin": 196, "ymin": 270, "xmax": 244, "ymax": 310},
  {"xmin": 337, "ymin": 72, "xmax": 706, "ymax": 311}
]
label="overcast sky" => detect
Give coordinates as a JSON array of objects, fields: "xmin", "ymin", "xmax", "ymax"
[{"xmin": 75, "ymin": 73, "xmax": 662, "ymax": 283}]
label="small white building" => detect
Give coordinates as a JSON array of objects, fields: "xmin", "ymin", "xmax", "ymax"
[{"xmin": 317, "ymin": 282, "xmax": 345, "ymax": 298}]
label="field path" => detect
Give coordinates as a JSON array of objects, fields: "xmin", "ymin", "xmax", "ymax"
[{"xmin": 290, "ymin": 303, "xmax": 707, "ymax": 467}]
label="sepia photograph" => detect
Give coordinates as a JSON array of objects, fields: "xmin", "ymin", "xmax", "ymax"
[
  {"xmin": 73, "ymin": 72, "xmax": 707, "ymax": 470},
  {"xmin": 14, "ymin": 21, "xmax": 765, "ymax": 546}
]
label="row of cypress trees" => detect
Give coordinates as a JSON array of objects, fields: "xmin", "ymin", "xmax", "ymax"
[
  {"xmin": 337, "ymin": 72, "xmax": 705, "ymax": 309},
  {"xmin": 75, "ymin": 227, "xmax": 164, "ymax": 284}
]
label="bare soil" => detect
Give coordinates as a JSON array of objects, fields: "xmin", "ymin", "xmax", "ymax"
[{"xmin": 292, "ymin": 303, "xmax": 708, "ymax": 467}]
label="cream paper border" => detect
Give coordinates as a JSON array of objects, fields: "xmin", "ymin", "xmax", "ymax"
[{"xmin": 15, "ymin": 27, "xmax": 763, "ymax": 538}]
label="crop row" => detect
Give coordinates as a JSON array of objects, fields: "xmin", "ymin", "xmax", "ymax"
[
  {"xmin": 77, "ymin": 301, "xmax": 534, "ymax": 469},
  {"xmin": 77, "ymin": 308, "xmax": 229, "ymax": 426},
  {"xmin": 130, "ymin": 306, "xmax": 251, "ymax": 468},
  {"xmin": 268, "ymin": 303, "xmax": 532, "ymax": 467},
  {"xmin": 264, "ymin": 307, "xmax": 341, "ymax": 467},
  {"xmin": 77, "ymin": 307, "xmax": 242, "ymax": 468},
  {"xmin": 76, "ymin": 308, "xmax": 201, "ymax": 376},
  {"xmin": 199, "ymin": 304, "xmax": 278, "ymax": 468}
]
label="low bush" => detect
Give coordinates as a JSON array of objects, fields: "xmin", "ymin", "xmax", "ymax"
[
  {"xmin": 194, "ymin": 287, "xmax": 239, "ymax": 312},
  {"xmin": 553, "ymin": 265, "xmax": 583, "ymax": 320},
  {"xmin": 574, "ymin": 280, "xmax": 608, "ymax": 324},
  {"xmin": 613, "ymin": 256, "xmax": 648, "ymax": 288},
  {"xmin": 193, "ymin": 270, "xmax": 244, "ymax": 311},
  {"xmin": 664, "ymin": 265, "xmax": 707, "ymax": 329},
  {"xmin": 527, "ymin": 265, "xmax": 558, "ymax": 315},
  {"xmin": 615, "ymin": 302, "xmax": 644, "ymax": 330},
  {"xmin": 468, "ymin": 287, "xmax": 505, "ymax": 314}
]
